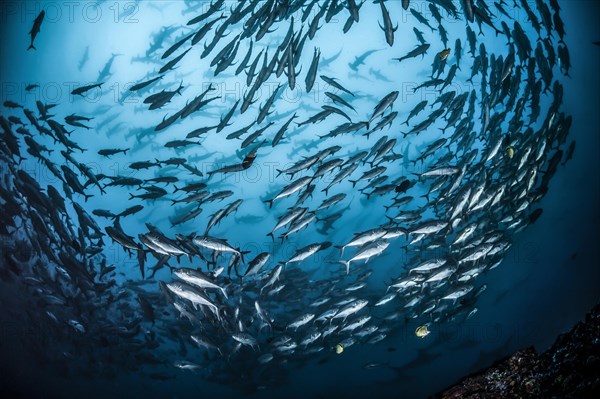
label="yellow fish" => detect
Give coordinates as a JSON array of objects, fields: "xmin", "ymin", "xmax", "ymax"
[
  {"xmin": 415, "ymin": 325, "xmax": 430, "ymax": 338},
  {"xmin": 439, "ymin": 48, "xmax": 451, "ymax": 61},
  {"xmin": 506, "ymin": 146, "xmax": 515, "ymax": 159},
  {"xmin": 335, "ymin": 344, "xmax": 344, "ymax": 354}
]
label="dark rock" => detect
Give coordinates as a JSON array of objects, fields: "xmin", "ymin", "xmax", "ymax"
[{"xmin": 433, "ymin": 304, "xmax": 600, "ymax": 398}]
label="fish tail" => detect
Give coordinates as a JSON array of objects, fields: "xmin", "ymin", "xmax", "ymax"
[
  {"xmin": 337, "ymin": 260, "xmax": 350, "ymax": 275},
  {"xmin": 28, "ymin": 43, "xmax": 36, "ymax": 51},
  {"xmin": 266, "ymin": 231, "xmax": 275, "ymax": 242},
  {"xmin": 239, "ymin": 250, "xmax": 251, "ymax": 263},
  {"xmin": 263, "ymin": 199, "xmax": 274, "ymax": 209},
  {"xmin": 410, "ymin": 172, "xmax": 422, "ymax": 182},
  {"xmin": 384, "ymin": 215, "xmax": 396, "ymax": 225}
]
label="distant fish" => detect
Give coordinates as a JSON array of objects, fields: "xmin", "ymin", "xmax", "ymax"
[
  {"xmin": 129, "ymin": 75, "xmax": 163, "ymax": 92},
  {"xmin": 78, "ymin": 46, "xmax": 89, "ymax": 71},
  {"xmin": 71, "ymin": 82, "xmax": 104, "ymax": 96}
]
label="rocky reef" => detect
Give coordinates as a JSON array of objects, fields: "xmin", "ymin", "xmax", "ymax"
[{"xmin": 435, "ymin": 304, "xmax": 600, "ymax": 398}]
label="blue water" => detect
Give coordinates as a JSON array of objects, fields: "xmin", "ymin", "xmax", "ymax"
[{"xmin": 1, "ymin": 1, "xmax": 599, "ymax": 398}]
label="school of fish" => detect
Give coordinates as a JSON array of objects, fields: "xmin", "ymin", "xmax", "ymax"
[{"xmin": 0, "ymin": 0, "xmax": 575, "ymax": 393}]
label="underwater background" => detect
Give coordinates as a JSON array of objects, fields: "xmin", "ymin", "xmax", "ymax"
[{"xmin": 1, "ymin": 1, "xmax": 599, "ymax": 398}]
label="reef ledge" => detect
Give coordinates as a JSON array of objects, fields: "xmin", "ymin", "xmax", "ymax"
[{"xmin": 434, "ymin": 303, "xmax": 600, "ymax": 398}]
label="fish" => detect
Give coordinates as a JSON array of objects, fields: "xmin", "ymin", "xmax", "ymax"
[
  {"xmin": 173, "ymin": 268, "xmax": 228, "ymax": 299},
  {"xmin": 78, "ymin": 46, "xmax": 89, "ymax": 71},
  {"xmin": 439, "ymin": 48, "xmax": 451, "ymax": 61},
  {"xmin": 287, "ymin": 313, "xmax": 315, "ymax": 330},
  {"xmin": 338, "ymin": 240, "xmax": 390, "ymax": 274},
  {"xmin": 97, "ymin": 53, "xmax": 121, "ymax": 82},
  {"xmin": 378, "ymin": 0, "xmax": 397, "ymax": 46},
  {"xmin": 334, "ymin": 299, "xmax": 369, "ymax": 321},
  {"xmin": 282, "ymin": 242, "xmax": 331, "ymax": 267},
  {"xmin": 190, "ymin": 334, "xmax": 222, "ymax": 355},
  {"xmin": 192, "ymin": 236, "xmax": 249, "ymax": 262},
  {"xmin": 369, "ymin": 91, "xmax": 399, "ymax": 124},
  {"xmin": 320, "ymin": 75, "xmax": 354, "ymax": 97},
  {"xmin": 394, "ymin": 44, "xmax": 430, "ymax": 63},
  {"xmin": 261, "ymin": 265, "xmax": 282, "ymax": 294},
  {"xmin": 461, "ymin": 0, "xmax": 475, "ymax": 23},
  {"xmin": 97, "ymin": 148, "xmax": 129, "ymax": 157},
  {"xmin": 159, "ymin": 48, "xmax": 191, "ymax": 74},
  {"xmin": 129, "ymin": 75, "xmax": 163, "ymax": 92},
  {"xmin": 257, "ymin": 85, "xmax": 281, "ymax": 124},
  {"xmin": 71, "ymin": 82, "xmax": 104, "ymax": 96},
  {"xmin": 263, "ymin": 176, "xmax": 313, "ymax": 208},
  {"xmin": 166, "ymin": 281, "xmax": 220, "ymax": 313},
  {"xmin": 27, "ymin": 11, "xmax": 45, "ymax": 50}
]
